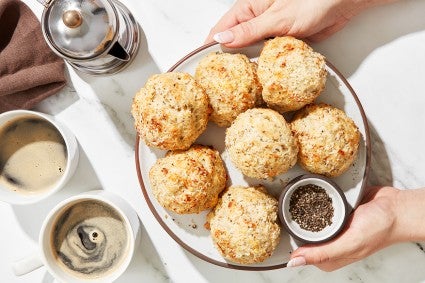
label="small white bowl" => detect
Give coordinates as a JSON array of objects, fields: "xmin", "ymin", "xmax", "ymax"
[{"xmin": 278, "ymin": 174, "xmax": 349, "ymax": 243}]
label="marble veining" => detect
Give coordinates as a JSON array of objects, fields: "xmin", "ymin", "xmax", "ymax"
[
  {"xmin": 100, "ymin": 102, "xmax": 136, "ymax": 149},
  {"xmin": 1, "ymin": 0, "xmax": 425, "ymax": 283},
  {"xmin": 416, "ymin": 243, "xmax": 425, "ymax": 253}
]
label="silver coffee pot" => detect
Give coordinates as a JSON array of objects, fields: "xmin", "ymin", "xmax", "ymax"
[{"xmin": 37, "ymin": 0, "xmax": 140, "ymax": 75}]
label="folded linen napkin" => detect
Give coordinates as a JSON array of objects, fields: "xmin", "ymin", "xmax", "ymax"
[{"xmin": 0, "ymin": 0, "xmax": 66, "ymax": 113}]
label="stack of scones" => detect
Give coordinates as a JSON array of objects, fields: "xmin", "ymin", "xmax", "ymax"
[{"xmin": 131, "ymin": 36, "xmax": 360, "ymax": 265}]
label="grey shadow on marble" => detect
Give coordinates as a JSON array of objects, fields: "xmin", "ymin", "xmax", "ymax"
[
  {"xmin": 75, "ymin": 25, "xmax": 161, "ymax": 148},
  {"xmin": 181, "ymin": 249, "xmax": 303, "ymax": 283},
  {"xmin": 311, "ymin": 0, "xmax": 425, "ymax": 78},
  {"xmin": 12, "ymin": 145, "xmax": 101, "ymax": 242},
  {"xmin": 41, "ymin": 271, "xmax": 54, "ymax": 283},
  {"xmin": 185, "ymin": 241, "xmax": 425, "ymax": 283},
  {"xmin": 116, "ymin": 222, "xmax": 170, "ymax": 283},
  {"xmin": 34, "ymin": 68, "xmax": 79, "ymax": 116},
  {"xmin": 366, "ymin": 121, "xmax": 393, "ymax": 187}
]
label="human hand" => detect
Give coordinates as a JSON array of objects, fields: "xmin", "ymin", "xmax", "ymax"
[
  {"xmin": 287, "ymin": 186, "xmax": 400, "ymax": 271},
  {"xmin": 206, "ymin": 0, "xmax": 390, "ymax": 47}
]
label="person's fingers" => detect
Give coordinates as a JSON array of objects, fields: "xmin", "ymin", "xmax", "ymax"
[
  {"xmin": 205, "ymin": 0, "xmax": 263, "ymax": 44},
  {"xmin": 205, "ymin": 6, "xmax": 242, "ymax": 44},
  {"xmin": 289, "ymin": 223, "xmax": 363, "ymax": 269},
  {"xmin": 213, "ymin": 11, "xmax": 280, "ymax": 48},
  {"xmin": 205, "ymin": 0, "xmax": 274, "ymax": 44}
]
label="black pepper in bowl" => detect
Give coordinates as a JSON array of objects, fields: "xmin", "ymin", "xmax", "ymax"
[{"xmin": 289, "ymin": 184, "xmax": 334, "ymax": 232}]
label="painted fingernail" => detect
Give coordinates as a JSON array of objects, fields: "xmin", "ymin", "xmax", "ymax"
[
  {"xmin": 287, "ymin": 256, "xmax": 306, "ymax": 267},
  {"xmin": 213, "ymin": 30, "xmax": 234, "ymax": 44}
]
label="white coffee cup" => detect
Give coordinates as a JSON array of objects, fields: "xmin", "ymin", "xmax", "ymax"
[
  {"xmin": 0, "ymin": 110, "xmax": 79, "ymax": 205},
  {"xmin": 12, "ymin": 190, "xmax": 140, "ymax": 283}
]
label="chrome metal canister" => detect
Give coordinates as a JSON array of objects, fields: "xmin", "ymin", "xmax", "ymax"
[{"xmin": 38, "ymin": 0, "xmax": 140, "ymax": 75}]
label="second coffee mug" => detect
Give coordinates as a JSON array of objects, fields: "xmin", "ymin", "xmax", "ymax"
[{"xmin": 12, "ymin": 190, "xmax": 140, "ymax": 282}]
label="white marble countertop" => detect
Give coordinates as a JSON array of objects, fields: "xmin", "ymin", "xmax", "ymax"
[{"xmin": 2, "ymin": 0, "xmax": 425, "ymax": 282}]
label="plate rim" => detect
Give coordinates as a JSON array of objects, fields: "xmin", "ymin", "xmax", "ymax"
[{"xmin": 135, "ymin": 41, "xmax": 371, "ymax": 270}]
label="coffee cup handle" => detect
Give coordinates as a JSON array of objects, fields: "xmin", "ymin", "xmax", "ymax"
[{"xmin": 12, "ymin": 251, "xmax": 44, "ymax": 276}]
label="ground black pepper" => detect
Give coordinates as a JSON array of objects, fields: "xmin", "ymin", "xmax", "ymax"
[{"xmin": 289, "ymin": 184, "xmax": 334, "ymax": 232}]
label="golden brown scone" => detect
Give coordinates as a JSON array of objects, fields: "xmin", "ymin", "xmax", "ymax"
[
  {"xmin": 132, "ymin": 72, "xmax": 210, "ymax": 150},
  {"xmin": 195, "ymin": 52, "xmax": 262, "ymax": 127},
  {"xmin": 149, "ymin": 145, "xmax": 227, "ymax": 214},
  {"xmin": 291, "ymin": 103, "xmax": 360, "ymax": 177},
  {"xmin": 257, "ymin": 36, "xmax": 327, "ymax": 113},
  {"xmin": 225, "ymin": 108, "xmax": 298, "ymax": 179},
  {"xmin": 206, "ymin": 185, "xmax": 280, "ymax": 264}
]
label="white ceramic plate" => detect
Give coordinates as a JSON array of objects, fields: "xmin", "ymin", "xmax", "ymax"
[{"xmin": 135, "ymin": 41, "xmax": 371, "ymax": 270}]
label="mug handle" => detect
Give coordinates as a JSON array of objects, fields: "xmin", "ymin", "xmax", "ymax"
[{"xmin": 12, "ymin": 251, "xmax": 44, "ymax": 276}]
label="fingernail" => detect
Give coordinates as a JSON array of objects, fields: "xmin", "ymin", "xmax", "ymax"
[
  {"xmin": 287, "ymin": 256, "xmax": 306, "ymax": 268},
  {"xmin": 213, "ymin": 30, "xmax": 234, "ymax": 44}
]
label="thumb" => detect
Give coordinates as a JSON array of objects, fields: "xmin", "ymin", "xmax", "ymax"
[
  {"xmin": 212, "ymin": 12, "xmax": 278, "ymax": 48},
  {"xmin": 288, "ymin": 229, "xmax": 361, "ymax": 269}
]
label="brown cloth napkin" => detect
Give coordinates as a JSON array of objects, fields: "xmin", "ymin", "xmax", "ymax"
[{"xmin": 0, "ymin": 0, "xmax": 66, "ymax": 113}]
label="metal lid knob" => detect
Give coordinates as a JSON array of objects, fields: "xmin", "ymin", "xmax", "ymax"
[
  {"xmin": 42, "ymin": 0, "xmax": 117, "ymax": 59},
  {"xmin": 62, "ymin": 10, "xmax": 82, "ymax": 28}
]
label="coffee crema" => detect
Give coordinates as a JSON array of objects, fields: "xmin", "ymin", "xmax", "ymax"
[
  {"xmin": 0, "ymin": 116, "xmax": 67, "ymax": 195},
  {"xmin": 51, "ymin": 200, "xmax": 130, "ymax": 279}
]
